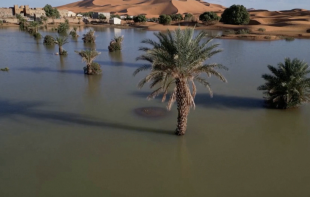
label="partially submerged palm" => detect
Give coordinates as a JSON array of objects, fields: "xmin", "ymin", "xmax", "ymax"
[
  {"xmin": 258, "ymin": 58, "xmax": 310, "ymax": 109},
  {"xmin": 54, "ymin": 37, "xmax": 68, "ymax": 55},
  {"xmin": 75, "ymin": 49, "xmax": 101, "ymax": 75},
  {"xmin": 134, "ymin": 27, "xmax": 227, "ymax": 135}
]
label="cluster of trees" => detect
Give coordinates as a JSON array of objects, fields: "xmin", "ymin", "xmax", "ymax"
[
  {"xmin": 16, "ymin": 14, "xmax": 42, "ymax": 39},
  {"xmin": 43, "ymin": 4, "xmax": 60, "ymax": 21}
]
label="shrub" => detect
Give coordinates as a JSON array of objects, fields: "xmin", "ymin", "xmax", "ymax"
[
  {"xmin": 285, "ymin": 37, "xmax": 295, "ymax": 41},
  {"xmin": 199, "ymin": 12, "xmax": 220, "ymax": 23},
  {"xmin": 82, "ymin": 29, "xmax": 96, "ymax": 43},
  {"xmin": 148, "ymin": 17, "xmax": 158, "ymax": 22},
  {"xmin": 0, "ymin": 67, "xmax": 9, "ymax": 72},
  {"xmin": 43, "ymin": 35, "xmax": 55, "ymax": 45},
  {"xmin": 43, "ymin": 4, "xmax": 60, "ymax": 18},
  {"xmin": 60, "ymin": 50, "xmax": 67, "ymax": 55},
  {"xmin": 0, "ymin": 20, "xmax": 3, "ymax": 26},
  {"xmin": 236, "ymin": 29, "xmax": 250, "ymax": 34},
  {"xmin": 159, "ymin": 14, "xmax": 172, "ymax": 25},
  {"xmin": 110, "ymin": 14, "xmax": 121, "ymax": 19},
  {"xmin": 84, "ymin": 62, "xmax": 102, "ymax": 74},
  {"xmin": 108, "ymin": 35, "xmax": 124, "ymax": 52},
  {"xmin": 33, "ymin": 32, "xmax": 42, "ymax": 39},
  {"xmin": 221, "ymin": 5, "xmax": 250, "ymax": 25},
  {"xmin": 258, "ymin": 58, "xmax": 310, "ymax": 109},
  {"xmin": 69, "ymin": 27, "xmax": 78, "ymax": 38},
  {"xmin": 184, "ymin": 13, "xmax": 193, "ymax": 21},
  {"xmin": 58, "ymin": 22, "xmax": 69, "ymax": 33},
  {"xmin": 222, "ymin": 29, "xmax": 236, "ymax": 35},
  {"xmin": 170, "ymin": 14, "xmax": 183, "ymax": 21},
  {"xmin": 99, "ymin": 14, "xmax": 106, "ymax": 21},
  {"xmin": 258, "ymin": 28, "xmax": 266, "ymax": 32},
  {"xmin": 133, "ymin": 15, "xmax": 147, "ymax": 23}
]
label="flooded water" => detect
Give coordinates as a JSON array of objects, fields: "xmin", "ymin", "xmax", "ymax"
[{"xmin": 0, "ymin": 26, "xmax": 309, "ymax": 197}]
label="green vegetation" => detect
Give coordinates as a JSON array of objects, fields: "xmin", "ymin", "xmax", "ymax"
[
  {"xmin": 148, "ymin": 17, "xmax": 158, "ymax": 22},
  {"xmin": 33, "ymin": 32, "xmax": 42, "ymax": 39},
  {"xmin": 133, "ymin": 15, "xmax": 147, "ymax": 23},
  {"xmin": 159, "ymin": 14, "xmax": 172, "ymax": 25},
  {"xmin": 170, "ymin": 14, "xmax": 183, "ymax": 21},
  {"xmin": 199, "ymin": 12, "xmax": 220, "ymax": 23},
  {"xmin": 110, "ymin": 14, "xmax": 121, "ymax": 19},
  {"xmin": 82, "ymin": 29, "xmax": 96, "ymax": 43},
  {"xmin": 184, "ymin": 13, "xmax": 193, "ymax": 21},
  {"xmin": 236, "ymin": 29, "xmax": 250, "ymax": 34},
  {"xmin": 43, "ymin": 35, "xmax": 55, "ymax": 45},
  {"xmin": 43, "ymin": 4, "xmax": 60, "ymax": 19},
  {"xmin": 108, "ymin": 35, "xmax": 124, "ymax": 52},
  {"xmin": 258, "ymin": 28, "xmax": 266, "ymax": 32},
  {"xmin": 0, "ymin": 20, "xmax": 3, "ymax": 26},
  {"xmin": 285, "ymin": 37, "xmax": 295, "ymax": 41},
  {"xmin": 57, "ymin": 22, "xmax": 69, "ymax": 34},
  {"xmin": 98, "ymin": 14, "xmax": 106, "ymax": 22},
  {"xmin": 54, "ymin": 37, "xmax": 68, "ymax": 55},
  {"xmin": 134, "ymin": 27, "xmax": 227, "ymax": 135},
  {"xmin": 0, "ymin": 67, "xmax": 9, "ymax": 71},
  {"xmin": 69, "ymin": 27, "xmax": 78, "ymax": 38},
  {"xmin": 221, "ymin": 5, "xmax": 250, "ymax": 25},
  {"xmin": 258, "ymin": 58, "xmax": 310, "ymax": 109},
  {"xmin": 75, "ymin": 49, "xmax": 102, "ymax": 75},
  {"xmin": 222, "ymin": 29, "xmax": 236, "ymax": 36}
]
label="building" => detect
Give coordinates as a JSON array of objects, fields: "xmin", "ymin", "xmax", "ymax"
[
  {"xmin": 67, "ymin": 11, "xmax": 76, "ymax": 17},
  {"xmin": 109, "ymin": 17, "xmax": 121, "ymax": 25}
]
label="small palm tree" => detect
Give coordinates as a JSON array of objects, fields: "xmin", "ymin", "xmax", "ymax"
[
  {"xmin": 75, "ymin": 49, "xmax": 101, "ymax": 75},
  {"xmin": 82, "ymin": 29, "xmax": 96, "ymax": 43},
  {"xmin": 108, "ymin": 35, "xmax": 124, "ymax": 52},
  {"xmin": 54, "ymin": 37, "xmax": 68, "ymax": 55},
  {"xmin": 258, "ymin": 58, "xmax": 310, "ymax": 109},
  {"xmin": 134, "ymin": 27, "xmax": 227, "ymax": 136}
]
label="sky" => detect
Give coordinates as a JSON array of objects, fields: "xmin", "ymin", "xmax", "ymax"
[{"xmin": 0, "ymin": 0, "xmax": 309, "ymax": 11}]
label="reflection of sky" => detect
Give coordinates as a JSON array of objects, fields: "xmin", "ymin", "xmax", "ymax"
[
  {"xmin": 206, "ymin": 0, "xmax": 310, "ymax": 11},
  {"xmin": 1, "ymin": 0, "xmax": 309, "ymax": 11}
]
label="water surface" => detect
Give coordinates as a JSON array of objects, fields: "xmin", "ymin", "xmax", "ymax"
[{"xmin": 0, "ymin": 27, "xmax": 309, "ymax": 197}]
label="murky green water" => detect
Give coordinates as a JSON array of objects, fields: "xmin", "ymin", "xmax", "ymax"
[{"xmin": 0, "ymin": 26, "xmax": 309, "ymax": 197}]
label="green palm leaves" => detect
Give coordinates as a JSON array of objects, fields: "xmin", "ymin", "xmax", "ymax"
[
  {"xmin": 75, "ymin": 49, "xmax": 101, "ymax": 75},
  {"xmin": 134, "ymin": 27, "xmax": 227, "ymax": 135},
  {"xmin": 258, "ymin": 58, "xmax": 310, "ymax": 109}
]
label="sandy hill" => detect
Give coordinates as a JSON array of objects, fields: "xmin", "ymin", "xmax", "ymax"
[{"xmin": 57, "ymin": 0, "xmax": 225, "ymax": 17}]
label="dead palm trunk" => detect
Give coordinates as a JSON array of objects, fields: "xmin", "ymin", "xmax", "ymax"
[{"xmin": 175, "ymin": 78, "xmax": 189, "ymax": 135}]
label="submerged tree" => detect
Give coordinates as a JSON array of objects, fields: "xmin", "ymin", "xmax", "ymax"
[
  {"xmin": 69, "ymin": 27, "xmax": 79, "ymax": 38},
  {"xmin": 108, "ymin": 35, "xmax": 124, "ymax": 52},
  {"xmin": 134, "ymin": 27, "xmax": 227, "ymax": 136},
  {"xmin": 75, "ymin": 49, "xmax": 101, "ymax": 75},
  {"xmin": 43, "ymin": 35, "xmax": 55, "ymax": 45},
  {"xmin": 54, "ymin": 37, "xmax": 68, "ymax": 55},
  {"xmin": 258, "ymin": 58, "xmax": 310, "ymax": 109},
  {"xmin": 82, "ymin": 29, "xmax": 96, "ymax": 43}
]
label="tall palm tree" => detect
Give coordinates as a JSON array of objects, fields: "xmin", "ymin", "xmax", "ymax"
[
  {"xmin": 258, "ymin": 58, "xmax": 310, "ymax": 109},
  {"xmin": 75, "ymin": 49, "xmax": 101, "ymax": 75},
  {"xmin": 134, "ymin": 27, "xmax": 227, "ymax": 136},
  {"xmin": 54, "ymin": 37, "xmax": 68, "ymax": 55}
]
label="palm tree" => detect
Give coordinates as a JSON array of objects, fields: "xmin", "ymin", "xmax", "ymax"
[
  {"xmin": 75, "ymin": 49, "xmax": 101, "ymax": 75},
  {"xmin": 258, "ymin": 58, "xmax": 310, "ymax": 109},
  {"xmin": 29, "ymin": 21, "xmax": 39, "ymax": 34},
  {"xmin": 54, "ymin": 37, "xmax": 68, "ymax": 55},
  {"xmin": 108, "ymin": 35, "xmax": 124, "ymax": 52},
  {"xmin": 134, "ymin": 27, "xmax": 227, "ymax": 136}
]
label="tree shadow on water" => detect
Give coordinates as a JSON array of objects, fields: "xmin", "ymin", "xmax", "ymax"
[
  {"xmin": 132, "ymin": 91, "xmax": 263, "ymax": 110},
  {"xmin": 0, "ymin": 99, "xmax": 173, "ymax": 136}
]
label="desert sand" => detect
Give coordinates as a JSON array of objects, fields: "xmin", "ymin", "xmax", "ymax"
[{"xmin": 56, "ymin": 0, "xmax": 310, "ymax": 40}]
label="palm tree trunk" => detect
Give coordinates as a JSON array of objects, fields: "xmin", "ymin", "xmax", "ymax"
[
  {"xmin": 59, "ymin": 46, "xmax": 62, "ymax": 55},
  {"xmin": 175, "ymin": 78, "xmax": 189, "ymax": 136},
  {"xmin": 87, "ymin": 64, "xmax": 92, "ymax": 75}
]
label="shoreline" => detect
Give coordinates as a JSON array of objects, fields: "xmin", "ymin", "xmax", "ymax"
[{"xmin": 1, "ymin": 21, "xmax": 309, "ymax": 41}]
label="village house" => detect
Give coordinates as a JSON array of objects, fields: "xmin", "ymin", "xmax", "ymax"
[{"xmin": 109, "ymin": 17, "xmax": 121, "ymax": 25}]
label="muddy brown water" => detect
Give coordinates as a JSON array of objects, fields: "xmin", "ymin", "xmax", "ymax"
[{"xmin": 0, "ymin": 26, "xmax": 309, "ymax": 197}]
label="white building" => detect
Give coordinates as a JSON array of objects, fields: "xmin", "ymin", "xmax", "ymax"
[
  {"xmin": 109, "ymin": 17, "xmax": 121, "ymax": 25},
  {"xmin": 67, "ymin": 11, "xmax": 76, "ymax": 17}
]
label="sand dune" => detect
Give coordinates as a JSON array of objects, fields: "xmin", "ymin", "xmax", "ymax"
[{"xmin": 57, "ymin": 0, "xmax": 225, "ymax": 16}]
